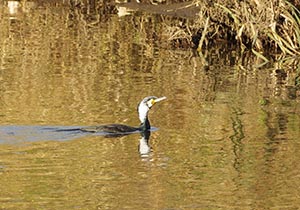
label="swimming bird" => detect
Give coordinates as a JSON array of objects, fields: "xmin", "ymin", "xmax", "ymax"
[{"xmin": 79, "ymin": 96, "xmax": 167, "ymax": 134}]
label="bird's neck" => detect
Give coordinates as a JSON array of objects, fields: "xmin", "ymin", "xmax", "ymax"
[
  {"xmin": 139, "ymin": 107, "xmax": 151, "ymax": 131},
  {"xmin": 138, "ymin": 104, "xmax": 151, "ymax": 131},
  {"xmin": 139, "ymin": 117, "xmax": 150, "ymax": 131}
]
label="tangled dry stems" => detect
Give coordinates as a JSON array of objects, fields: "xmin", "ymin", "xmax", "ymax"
[{"xmin": 189, "ymin": 0, "xmax": 300, "ymax": 59}]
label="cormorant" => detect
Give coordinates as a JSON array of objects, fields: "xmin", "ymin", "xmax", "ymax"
[{"xmin": 79, "ymin": 96, "xmax": 166, "ymax": 134}]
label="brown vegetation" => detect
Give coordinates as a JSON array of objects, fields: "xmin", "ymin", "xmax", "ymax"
[
  {"xmin": 38, "ymin": 0, "xmax": 300, "ymax": 60},
  {"xmin": 199, "ymin": 0, "xmax": 299, "ymax": 57},
  {"xmin": 111, "ymin": 0, "xmax": 300, "ymax": 62}
]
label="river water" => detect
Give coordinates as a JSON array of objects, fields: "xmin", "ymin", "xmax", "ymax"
[{"xmin": 0, "ymin": 1, "xmax": 300, "ymax": 210}]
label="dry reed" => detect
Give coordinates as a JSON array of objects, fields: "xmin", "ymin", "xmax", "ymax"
[{"xmin": 191, "ymin": 0, "xmax": 300, "ymax": 59}]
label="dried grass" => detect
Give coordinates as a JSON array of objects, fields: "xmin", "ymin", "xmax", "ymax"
[{"xmin": 190, "ymin": 0, "xmax": 300, "ymax": 59}]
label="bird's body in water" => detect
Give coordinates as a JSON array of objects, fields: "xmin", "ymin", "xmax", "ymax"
[{"xmin": 77, "ymin": 96, "xmax": 166, "ymax": 134}]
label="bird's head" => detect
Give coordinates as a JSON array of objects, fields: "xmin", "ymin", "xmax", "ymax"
[{"xmin": 137, "ymin": 96, "xmax": 166, "ymax": 123}]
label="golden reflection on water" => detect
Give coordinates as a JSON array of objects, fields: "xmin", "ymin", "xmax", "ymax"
[{"xmin": 0, "ymin": 1, "xmax": 300, "ymax": 210}]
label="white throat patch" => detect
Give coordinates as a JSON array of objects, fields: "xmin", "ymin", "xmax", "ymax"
[{"xmin": 138, "ymin": 103, "xmax": 150, "ymax": 123}]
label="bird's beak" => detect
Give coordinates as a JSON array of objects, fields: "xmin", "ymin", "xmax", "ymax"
[{"xmin": 153, "ymin": 96, "xmax": 167, "ymax": 104}]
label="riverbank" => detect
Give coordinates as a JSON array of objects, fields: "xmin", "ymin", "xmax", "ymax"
[
  {"xmin": 117, "ymin": 0, "xmax": 300, "ymax": 60},
  {"xmin": 2, "ymin": 0, "xmax": 300, "ymax": 61}
]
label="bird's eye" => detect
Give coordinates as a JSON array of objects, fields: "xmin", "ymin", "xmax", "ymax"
[{"xmin": 147, "ymin": 99, "xmax": 154, "ymax": 107}]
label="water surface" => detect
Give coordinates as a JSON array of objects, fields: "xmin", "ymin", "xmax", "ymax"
[{"xmin": 0, "ymin": 1, "xmax": 300, "ymax": 209}]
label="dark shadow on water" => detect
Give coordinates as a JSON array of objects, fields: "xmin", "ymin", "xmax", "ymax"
[
  {"xmin": 0, "ymin": 125, "xmax": 89, "ymax": 144},
  {"xmin": 0, "ymin": 125, "xmax": 155, "ymax": 155}
]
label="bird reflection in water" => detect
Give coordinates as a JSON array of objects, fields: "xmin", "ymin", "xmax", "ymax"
[
  {"xmin": 139, "ymin": 130, "xmax": 152, "ymax": 157},
  {"xmin": 94, "ymin": 129, "xmax": 153, "ymax": 157},
  {"xmin": 101, "ymin": 130, "xmax": 153, "ymax": 158}
]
